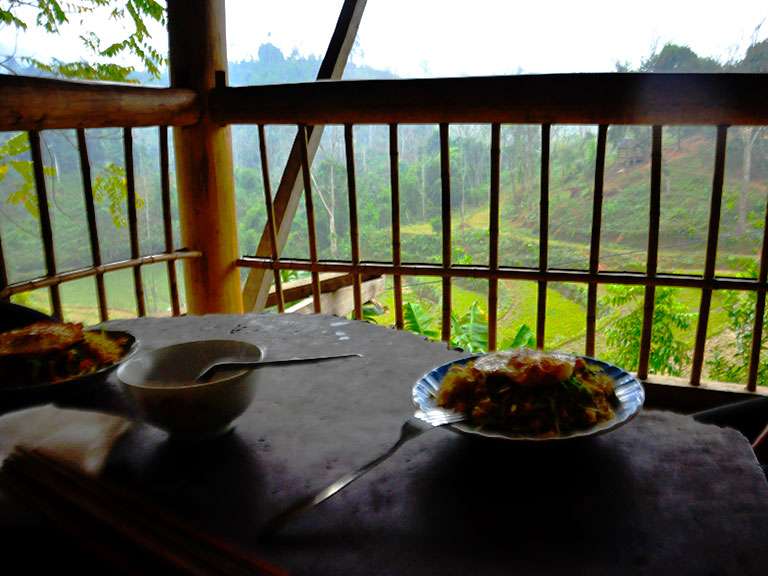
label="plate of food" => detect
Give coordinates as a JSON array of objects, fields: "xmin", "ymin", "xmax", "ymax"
[
  {"xmin": 0, "ymin": 320, "xmax": 137, "ymax": 393},
  {"xmin": 413, "ymin": 348, "xmax": 644, "ymax": 441}
]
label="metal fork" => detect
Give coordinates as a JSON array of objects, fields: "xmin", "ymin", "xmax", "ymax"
[{"xmin": 259, "ymin": 408, "xmax": 467, "ymax": 538}]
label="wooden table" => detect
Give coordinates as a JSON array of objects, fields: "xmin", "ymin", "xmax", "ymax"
[{"xmin": 2, "ymin": 313, "xmax": 768, "ymax": 575}]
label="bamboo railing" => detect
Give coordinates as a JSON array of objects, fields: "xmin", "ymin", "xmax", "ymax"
[
  {"xmin": 0, "ymin": 95, "xmax": 202, "ymax": 319},
  {"xmin": 2, "ymin": 71, "xmax": 768, "ymax": 394},
  {"xmin": 219, "ymin": 74, "xmax": 768, "ymax": 391}
]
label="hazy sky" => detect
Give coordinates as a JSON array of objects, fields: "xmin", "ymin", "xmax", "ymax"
[{"xmin": 2, "ymin": 1, "xmax": 767, "ymax": 77}]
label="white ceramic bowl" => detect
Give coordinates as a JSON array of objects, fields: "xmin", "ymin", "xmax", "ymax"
[{"xmin": 117, "ymin": 340, "xmax": 263, "ymax": 439}]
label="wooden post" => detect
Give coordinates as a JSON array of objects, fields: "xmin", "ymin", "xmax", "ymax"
[{"xmin": 166, "ymin": 0, "xmax": 242, "ymax": 314}]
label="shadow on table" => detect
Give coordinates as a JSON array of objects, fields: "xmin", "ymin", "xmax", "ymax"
[
  {"xmin": 270, "ymin": 435, "xmax": 644, "ymax": 569},
  {"xmin": 104, "ymin": 425, "xmax": 270, "ymax": 541}
]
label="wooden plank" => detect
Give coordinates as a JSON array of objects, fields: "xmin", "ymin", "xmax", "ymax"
[
  {"xmin": 76, "ymin": 128, "xmax": 108, "ymax": 322},
  {"xmin": 159, "ymin": 126, "xmax": 181, "ymax": 316},
  {"xmin": 286, "ymin": 276, "xmax": 384, "ymax": 316},
  {"xmin": 690, "ymin": 126, "xmax": 728, "ymax": 386},
  {"xmin": 237, "ymin": 257, "xmax": 768, "ymax": 291},
  {"xmin": 344, "ymin": 124, "xmax": 363, "ymax": 320},
  {"xmin": 536, "ymin": 124, "xmax": 550, "ymax": 349},
  {"xmin": 258, "ymin": 125, "xmax": 285, "ymax": 313},
  {"xmin": 168, "ymin": 0, "xmax": 243, "ymax": 314},
  {"xmin": 241, "ymin": 0, "xmax": 369, "ymax": 312},
  {"xmin": 586, "ymin": 125, "xmax": 608, "ymax": 356},
  {"xmin": 28, "ymin": 130, "xmax": 62, "ymax": 320},
  {"xmin": 389, "ymin": 124, "xmax": 404, "ymax": 329},
  {"xmin": 488, "ymin": 123, "xmax": 501, "ymax": 351},
  {"xmin": 440, "ymin": 123, "xmax": 451, "ymax": 343},
  {"xmin": 638, "ymin": 126, "xmax": 663, "ymax": 380},
  {"xmin": 123, "ymin": 128, "xmax": 146, "ymax": 317},
  {"xmin": 211, "ymin": 73, "xmax": 768, "ymax": 126},
  {"xmin": 265, "ymin": 272, "xmax": 381, "ymax": 308},
  {"xmin": 1, "ymin": 251, "xmax": 201, "ymax": 299},
  {"xmin": 298, "ymin": 125, "xmax": 322, "ymax": 313}
]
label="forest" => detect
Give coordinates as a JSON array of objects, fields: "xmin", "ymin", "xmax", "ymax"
[{"xmin": 1, "ymin": 38, "xmax": 768, "ymax": 385}]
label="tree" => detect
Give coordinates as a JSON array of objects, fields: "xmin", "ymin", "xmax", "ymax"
[
  {"xmin": 602, "ymin": 285, "xmax": 695, "ymax": 376},
  {"xmin": 1, "ymin": 0, "xmax": 166, "ymax": 81},
  {"xmin": 0, "ymin": 1, "xmax": 165, "ymax": 232}
]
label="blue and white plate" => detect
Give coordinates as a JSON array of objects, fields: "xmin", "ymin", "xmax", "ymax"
[{"xmin": 413, "ymin": 354, "xmax": 645, "ymax": 441}]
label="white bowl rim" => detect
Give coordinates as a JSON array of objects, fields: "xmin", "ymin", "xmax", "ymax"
[{"xmin": 117, "ymin": 339, "xmax": 264, "ymax": 390}]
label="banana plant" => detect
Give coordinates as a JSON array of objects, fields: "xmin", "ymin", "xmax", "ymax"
[
  {"xmin": 403, "ymin": 302, "xmax": 439, "ymax": 339},
  {"xmin": 450, "ymin": 301, "xmax": 488, "ymax": 353}
]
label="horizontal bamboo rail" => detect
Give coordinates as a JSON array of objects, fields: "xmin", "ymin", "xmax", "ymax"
[
  {"xmin": 0, "ymin": 75, "xmax": 200, "ymax": 131},
  {"xmin": 237, "ymin": 258, "xmax": 768, "ymax": 292},
  {"xmin": 0, "ymin": 251, "xmax": 201, "ymax": 299},
  {"xmin": 211, "ymin": 73, "xmax": 768, "ymax": 126}
]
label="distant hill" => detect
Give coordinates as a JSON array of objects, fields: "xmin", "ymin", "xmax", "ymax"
[{"xmin": 228, "ymin": 43, "xmax": 396, "ymax": 85}]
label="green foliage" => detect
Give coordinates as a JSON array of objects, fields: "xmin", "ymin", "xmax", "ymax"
[
  {"xmin": 361, "ymin": 301, "xmax": 386, "ymax": 324},
  {"xmin": 3, "ymin": 0, "xmax": 166, "ymax": 82},
  {"xmin": 450, "ymin": 301, "xmax": 488, "ymax": 353},
  {"xmin": 501, "ymin": 324, "xmax": 536, "ymax": 349},
  {"xmin": 707, "ymin": 263, "xmax": 768, "ymax": 385},
  {"xmin": 602, "ymin": 285, "xmax": 695, "ymax": 376},
  {"xmin": 93, "ymin": 162, "xmax": 143, "ymax": 228},
  {"xmin": 0, "ymin": 133, "xmax": 40, "ymax": 217},
  {"xmin": 403, "ymin": 301, "xmax": 439, "ymax": 340}
]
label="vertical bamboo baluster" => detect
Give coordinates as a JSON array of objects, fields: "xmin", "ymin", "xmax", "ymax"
[
  {"xmin": 123, "ymin": 128, "xmax": 146, "ymax": 317},
  {"xmin": 389, "ymin": 124, "xmax": 404, "ymax": 329},
  {"xmin": 298, "ymin": 124, "xmax": 322, "ymax": 313},
  {"xmin": 488, "ymin": 123, "xmax": 501, "ymax": 351},
  {"xmin": 158, "ymin": 126, "xmax": 181, "ymax": 316},
  {"xmin": 0, "ymin": 231, "xmax": 8, "ymax": 300},
  {"xmin": 690, "ymin": 126, "xmax": 728, "ymax": 386},
  {"xmin": 258, "ymin": 125, "xmax": 285, "ymax": 313},
  {"xmin": 638, "ymin": 126, "xmax": 663, "ymax": 380},
  {"xmin": 586, "ymin": 125, "xmax": 608, "ymax": 357},
  {"xmin": 29, "ymin": 130, "xmax": 62, "ymax": 319},
  {"xmin": 748, "ymin": 173, "xmax": 768, "ymax": 391},
  {"xmin": 344, "ymin": 124, "xmax": 363, "ymax": 320},
  {"xmin": 536, "ymin": 124, "xmax": 550, "ymax": 349},
  {"xmin": 76, "ymin": 128, "xmax": 108, "ymax": 322},
  {"xmin": 440, "ymin": 123, "xmax": 452, "ymax": 343}
]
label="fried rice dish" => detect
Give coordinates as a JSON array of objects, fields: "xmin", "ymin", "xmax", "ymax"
[
  {"xmin": 0, "ymin": 321, "xmax": 130, "ymax": 388},
  {"xmin": 436, "ymin": 348, "xmax": 618, "ymax": 435}
]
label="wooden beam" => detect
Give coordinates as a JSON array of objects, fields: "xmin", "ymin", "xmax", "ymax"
[
  {"xmin": 0, "ymin": 75, "xmax": 199, "ymax": 131},
  {"xmin": 167, "ymin": 0, "xmax": 242, "ymax": 314},
  {"xmin": 241, "ymin": 0, "xmax": 368, "ymax": 311},
  {"xmin": 211, "ymin": 73, "xmax": 768, "ymax": 126}
]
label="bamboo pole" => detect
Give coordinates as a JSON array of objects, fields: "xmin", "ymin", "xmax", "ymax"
[
  {"xmin": 586, "ymin": 125, "xmax": 608, "ymax": 356},
  {"xmin": 76, "ymin": 128, "xmax": 109, "ymax": 321},
  {"xmin": 0, "ymin": 75, "xmax": 199, "ymax": 131},
  {"xmin": 537, "ymin": 125, "xmax": 550, "ymax": 349},
  {"xmin": 690, "ymin": 126, "xmax": 728, "ymax": 385},
  {"xmin": 488, "ymin": 123, "xmax": 501, "ymax": 351},
  {"xmin": 638, "ymin": 126, "xmax": 663, "ymax": 380},
  {"xmin": 167, "ymin": 0, "xmax": 242, "ymax": 314},
  {"xmin": 211, "ymin": 73, "xmax": 768, "ymax": 127}
]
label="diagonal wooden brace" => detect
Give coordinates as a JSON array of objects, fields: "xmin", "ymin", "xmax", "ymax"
[{"xmin": 242, "ymin": 0, "xmax": 368, "ymax": 311}]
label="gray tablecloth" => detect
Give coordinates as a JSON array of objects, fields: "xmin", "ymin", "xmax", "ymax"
[{"xmin": 3, "ymin": 313, "xmax": 768, "ymax": 575}]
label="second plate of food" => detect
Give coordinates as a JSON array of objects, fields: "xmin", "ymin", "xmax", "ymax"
[{"xmin": 413, "ymin": 348, "xmax": 644, "ymax": 441}]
